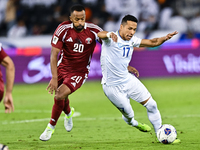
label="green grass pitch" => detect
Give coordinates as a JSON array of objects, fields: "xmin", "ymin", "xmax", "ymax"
[{"xmin": 0, "ymin": 77, "xmax": 200, "ymax": 150}]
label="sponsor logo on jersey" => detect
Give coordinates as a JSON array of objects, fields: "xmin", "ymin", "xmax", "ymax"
[
  {"xmin": 67, "ymin": 37, "xmax": 73, "ymax": 42},
  {"xmin": 118, "ymin": 43, "xmax": 129, "ymax": 48},
  {"xmin": 85, "ymin": 37, "xmax": 92, "ymax": 44},
  {"xmin": 52, "ymin": 36, "xmax": 59, "ymax": 44}
]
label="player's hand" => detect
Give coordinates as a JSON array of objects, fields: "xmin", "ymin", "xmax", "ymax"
[
  {"xmin": 110, "ymin": 32, "xmax": 118, "ymax": 42},
  {"xmin": 127, "ymin": 66, "xmax": 139, "ymax": 77},
  {"xmin": 165, "ymin": 31, "xmax": 178, "ymax": 41},
  {"xmin": 3, "ymin": 93, "xmax": 14, "ymax": 113},
  {"xmin": 46, "ymin": 78, "xmax": 58, "ymax": 95}
]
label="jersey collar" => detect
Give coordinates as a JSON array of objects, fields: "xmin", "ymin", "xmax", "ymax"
[{"xmin": 117, "ymin": 30, "xmax": 124, "ymax": 41}]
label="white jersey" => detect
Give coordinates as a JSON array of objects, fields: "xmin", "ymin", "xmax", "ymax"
[{"xmin": 100, "ymin": 31, "xmax": 142, "ymax": 86}]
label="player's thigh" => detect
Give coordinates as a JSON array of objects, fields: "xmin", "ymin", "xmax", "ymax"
[
  {"xmin": 55, "ymin": 84, "xmax": 71, "ymax": 100},
  {"xmin": 127, "ymin": 75, "xmax": 151, "ymax": 103},
  {"xmin": 103, "ymin": 84, "xmax": 134, "ymax": 118}
]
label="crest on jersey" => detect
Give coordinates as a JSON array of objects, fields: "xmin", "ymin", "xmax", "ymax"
[
  {"xmin": 53, "ymin": 36, "xmax": 59, "ymax": 44},
  {"xmin": 85, "ymin": 37, "xmax": 92, "ymax": 44}
]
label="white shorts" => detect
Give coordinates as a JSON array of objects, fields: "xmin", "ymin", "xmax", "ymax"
[{"xmin": 102, "ymin": 74, "xmax": 151, "ymax": 119}]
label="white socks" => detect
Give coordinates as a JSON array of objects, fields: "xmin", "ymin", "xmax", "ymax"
[
  {"xmin": 48, "ymin": 123, "xmax": 55, "ymax": 130},
  {"xmin": 122, "ymin": 115, "xmax": 138, "ymax": 126},
  {"xmin": 144, "ymin": 97, "xmax": 162, "ymax": 133}
]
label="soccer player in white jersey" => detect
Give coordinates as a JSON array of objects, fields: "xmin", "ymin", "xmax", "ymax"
[{"xmin": 98, "ymin": 15, "xmax": 180, "ymax": 143}]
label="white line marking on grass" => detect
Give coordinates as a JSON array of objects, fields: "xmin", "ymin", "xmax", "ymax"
[
  {"xmin": 1, "ymin": 112, "xmax": 81, "ymax": 125},
  {"xmin": 1, "ymin": 112, "xmax": 200, "ymax": 125},
  {"xmin": 0, "ymin": 110, "xmax": 52, "ymax": 113}
]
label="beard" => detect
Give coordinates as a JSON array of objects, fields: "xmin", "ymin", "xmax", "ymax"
[{"xmin": 74, "ymin": 24, "xmax": 84, "ymax": 32}]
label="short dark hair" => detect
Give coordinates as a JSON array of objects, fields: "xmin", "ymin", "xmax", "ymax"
[
  {"xmin": 121, "ymin": 15, "xmax": 138, "ymax": 25},
  {"xmin": 70, "ymin": 4, "xmax": 85, "ymax": 14}
]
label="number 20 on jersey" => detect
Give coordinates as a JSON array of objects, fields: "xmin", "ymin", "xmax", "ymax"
[{"xmin": 73, "ymin": 43, "xmax": 84, "ymax": 53}]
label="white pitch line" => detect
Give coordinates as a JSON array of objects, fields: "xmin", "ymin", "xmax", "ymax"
[
  {"xmin": 1, "ymin": 112, "xmax": 81, "ymax": 125},
  {"xmin": 1, "ymin": 113, "xmax": 200, "ymax": 125},
  {"xmin": 0, "ymin": 110, "xmax": 52, "ymax": 113}
]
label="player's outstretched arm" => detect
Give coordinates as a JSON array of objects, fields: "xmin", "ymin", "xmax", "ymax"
[
  {"xmin": 46, "ymin": 46, "xmax": 60, "ymax": 95},
  {"xmin": 97, "ymin": 31, "xmax": 117, "ymax": 42},
  {"xmin": 140, "ymin": 31, "xmax": 178, "ymax": 47},
  {"xmin": 1, "ymin": 56, "xmax": 15, "ymax": 113}
]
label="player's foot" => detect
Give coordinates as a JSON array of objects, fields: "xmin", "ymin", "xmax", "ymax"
[
  {"xmin": 135, "ymin": 122, "xmax": 151, "ymax": 132},
  {"xmin": 39, "ymin": 125, "xmax": 55, "ymax": 141},
  {"xmin": 64, "ymin": 107, "xmax": 74, "ymax": 132},
  {"xmin": 172, "ymin": 138, "xmax": 181, "ymax": 144}
]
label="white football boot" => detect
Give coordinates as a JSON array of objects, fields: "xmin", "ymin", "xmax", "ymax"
[
  {"xmin": 64, "ymin": 107, "xmax": 74, "ymax": 132},
  {"xmin": 40, "ymin": 124, "xmax": 55, "ymax": 141}
]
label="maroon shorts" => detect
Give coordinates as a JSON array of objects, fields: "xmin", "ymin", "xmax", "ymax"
[{"xmin": 57, "ymin": 71, "xmax": 88, "ymax": 93}]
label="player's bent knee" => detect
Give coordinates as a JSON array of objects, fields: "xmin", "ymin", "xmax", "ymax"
[
  {"xmin": 54, "ymin": 94, "xmax": 66, "ymax": 100},
  {"xmin": 144, "ymin": 97, "xmax": 158, "ymax": 112}
]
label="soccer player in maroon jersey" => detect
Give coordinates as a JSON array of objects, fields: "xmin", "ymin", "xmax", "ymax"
[
  {"xmin": 40, "ymin": 4, "xmax": 103, "ymax": 141},
  {"xmin": 0, "ymin": 43, "xmax": 15, "ymax": 113}
]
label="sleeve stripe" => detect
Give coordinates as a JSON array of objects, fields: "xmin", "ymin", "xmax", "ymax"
[
  {"xmin": 87, "ymin": 23, "xmax": 103, "ymax": 32},
  {"xmin": 55, "ymin": 24, "xmax": 71, "ymax": 36}
]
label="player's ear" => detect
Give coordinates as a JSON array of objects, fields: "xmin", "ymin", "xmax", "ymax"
[
  {"xmin": 120, "ymin": 24, "xmax": 123, "ymax": 30},
  {"xmin": 69, "ymin": 16, "xmax": 72, "ymax": 22}
]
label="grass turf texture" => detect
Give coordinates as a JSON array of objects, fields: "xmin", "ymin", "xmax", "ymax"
[{"xmin": 0, "ymin": 77, "xmax": 200, "ymax": 150}]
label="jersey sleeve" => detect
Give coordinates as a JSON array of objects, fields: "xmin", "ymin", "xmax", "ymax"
[
  {"xmin": 51, "ymin": 23, "xmax": 68, "ymax": 50},
  {"xmin": 86, "ymin": 23, "xmax": 103, "ymax": 44},
  {"xmin": 102, "ymin": 30, "xmax": 116, "ymax": 46},
  {"xmin": 0, "ymin": 44, "xmax": 8, "ymax": 63},
  {"xmin": 132, "ymin": 36, "xmax": 142, "ymax": 47}
]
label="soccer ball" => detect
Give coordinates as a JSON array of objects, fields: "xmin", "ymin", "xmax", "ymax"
[
  {"xmin": 0, "ymin": 144, "xmax": 9, "ymax": 150},
  {"xmin": 156, "ymin": 124, "xmax": 177, "ymax": 144}
]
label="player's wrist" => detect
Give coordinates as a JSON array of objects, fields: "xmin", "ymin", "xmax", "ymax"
[
  {"xmin": 106, "ymin": 32, "xmax": 112, "ymax": 38},
  {"xmin": 52, "ymin": 76, "xmax": 58, "ymax": 79}
]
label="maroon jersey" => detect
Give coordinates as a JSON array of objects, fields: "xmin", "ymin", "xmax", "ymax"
[
  {"xmin": 51, "ymin": 21, "xmax": 103, "ymax": 74},
  {"xmin": 0, "ymin": 43, "xmax": 8, "ymax": 100}
]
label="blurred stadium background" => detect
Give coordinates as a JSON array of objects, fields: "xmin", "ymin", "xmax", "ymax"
[
  {"xmin": 1, "ymin": 1, "xmax": 200, "ymax": 149},
  {"xmin": 0, "ymin": 0, "xmax": 200, "ymax": 84}
]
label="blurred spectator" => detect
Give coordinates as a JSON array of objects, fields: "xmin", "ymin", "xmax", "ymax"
[
  {"xmin": 0, "ymin": 0, "xmax": 200, "ymax": 38},
  {"xmin": 166, "ymin": 11, "xmax": 188, "ymax": 33},
  {"xmin": 0, "ymin": 0, "xmax": 8, "ymax": 36},
  {"xmin": 137, "ymin": 0, "xmax": 159, "ymax": 32},
  {"xmin": 189, "ymin": 13, "xmax": 200, "ymax": 33},
  {"xmin": 5, "ymin": 0, "xmax": 20, "ymax": 30},
  {"xmin": 158, "ymin": 7, "xmax": 173, "ymax": 30},
  {"xmin": 172, "ymin": 0, "xmax": 200, "ymax": 19},
  {"xmin": 0, "ymin": 0, "xmax": 8, "ymax": 24},
  {"xmin": 7, "ymin": 16, "xmax": 27, "ymax": 37},
  {"xmin": 103, "ymin": 14, "xmax": 117, "ymax": 31},
  {"xmin": 20, "ymin": 0, "xmax": 57, "ymax": 8},
  {"xmin": 105, "ymin": 0, "xmax": 141, "ymax": 32},
  {"xmin": 105, "ymin": 0, "xmax": 140, "ymax": 18}
]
